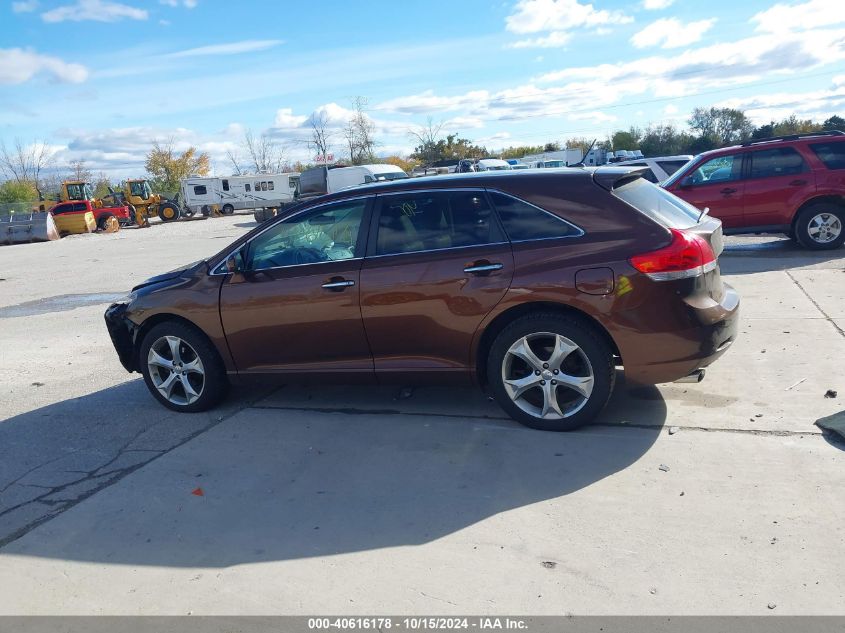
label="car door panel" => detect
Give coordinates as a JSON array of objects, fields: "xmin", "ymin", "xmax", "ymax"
[
  {"xmin": 219, "ymin": 198, "xmax": 374, "ymax": 378},
  {"xmin": 669, "ymin": 153, "xmax": 745, "ymax": 228},
  {"xmin": 743, "ymin": 146, "xmax": 816, "ymax": 227},
  {"xmin": 360, "ymin": 190, "xmax": 514, "ymax": 382}
]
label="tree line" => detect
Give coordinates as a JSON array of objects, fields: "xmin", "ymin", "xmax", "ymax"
[{"xmin": 3, "ymin": 105, "xmax": 845, "ymax": 205}]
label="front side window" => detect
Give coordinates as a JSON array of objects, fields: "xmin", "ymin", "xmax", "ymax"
[
  {"xmin": 810, "ymin": 142, "xmax": 845, "ymax": 169},
  {"xmin": 129, "ymin": 181, "xmax": 144, "ymax": 197},
  {"xmin": 51, "ymin": 204, "xmax": 71, "ymax": 215},
  {"xmin": 375, "ymin": 190, "xmax": 502, "ymax": 256},
  {"xmin": 72, "ymin": 202, "xmax": 87, "ymax": 212},
  {"xmin": 687, "ymin": 154, "xmax": 741, "ymax": 185},
  {"xmin": 245, "ymin": 184, "xmax": 251, "ymax": 192},
  {"xmin": 489, "ymin": 191, "xmax": 581, "ymax": 241},
  {"xmin": 65, "ymin": 183, "xmax": 93, "ymax": 200},
  {"xmin": 246, "ymin": 199, "xmax": 366, "ymax": 270},
  {"xmin": 750, "ymin": 147, "xmax": 806, "ymax": 179},
  {"xmin": 268, "ymin": 181, "xmax": 274, "ymax": 191},
  {"xmin": 193, "ymin": 185, "xmax": 207, "ymax": 195}
]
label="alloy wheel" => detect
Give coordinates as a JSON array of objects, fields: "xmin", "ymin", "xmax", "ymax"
[
  {"xmin": 147, "ymin": 335, "xmax": 205, "ymax": 406},
  {"xmin": 807, "ymin": 212, "xmax": 842, "ymax": 244},
  {"xmin": 501, "ymin": 332, "xmax": 595, "ymax": 420}
]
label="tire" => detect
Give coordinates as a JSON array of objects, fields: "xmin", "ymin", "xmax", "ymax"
[
  {"xmin": 486, "ymin": 313, "xmax": 615, "ymax": 431},
  {"xmin": 138, "ymin": 321, "xmax": 228, "ymax": 413},
  {"xmin": 158, "ymin": 204, "xmax": 180, "ymax": 222},
  {"xmin": 126, "ymin": 204, "xmax": 137, "ymax": 224},
  {"xmin": 96, "ymin": 213, "xmax": 115, "ymax": 231},
  {"xmin": 794, "ymin": 202, "xmax": 845, "ymax": 250},
  {"xmin": 221, "ymin": 203, "xmax": 234, "ymax": 215}
]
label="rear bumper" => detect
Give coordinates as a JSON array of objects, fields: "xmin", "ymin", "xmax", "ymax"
[
  {"xmin": 104, "ymin": 303, "xmax": 138, "ymax": 373},
  {"xmin": 622, "ymin": 283, "xmax": 740, "ymax": 385}
]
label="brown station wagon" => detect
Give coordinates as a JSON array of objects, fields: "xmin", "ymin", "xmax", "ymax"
[{"xmin": 105, "ymin": 167, "xmax": 739, "ymax": 431}]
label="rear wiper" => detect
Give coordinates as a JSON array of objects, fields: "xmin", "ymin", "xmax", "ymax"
[{"xmin": 698, "ymin": 206, "xmax": 710, "ymax": 223}]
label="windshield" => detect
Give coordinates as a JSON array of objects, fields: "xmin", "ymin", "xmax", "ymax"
[
  {"xmin": 65, "ymin": 183, "xmax": 94, "ymax": 201},
  {"xmin": 544, "ymin": 160, "xmax": 566, "ymax": 168},
  {"xmin": 130, "ymin": 181, "xmax": 153, "ymax": 199},
  {"xmin": 373, "ymin": 171, "xmax": 409, "ymax": 181},
  {"xmin": 662, "ymin": 155, "xmax": 699, "ymax": 187}
]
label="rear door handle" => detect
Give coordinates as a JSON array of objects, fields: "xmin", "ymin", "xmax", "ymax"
[
  {"xmin": 464, "ymin": 262, "xmax": 503, "ymax": 274},
  {"xmin": 789, "ymin": 179, "xmax": 807, "ymax": 186},
  {"xmin": 322, "ymin": 278, "xmax": 355, "ymax": 291},
  {"xmin": 720, "ymin": 187, "xmax": 737, "ymax": 195}
]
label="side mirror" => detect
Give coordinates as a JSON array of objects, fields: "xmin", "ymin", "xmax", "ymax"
[{"xmin": 225, "ymin": 246, "xmax": 246, "ymax": 274}]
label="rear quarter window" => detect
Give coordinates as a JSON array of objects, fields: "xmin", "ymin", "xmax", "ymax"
[
  {"xmin": 613, "ymin": 178, "xmax": 700, "ymax": 229},
  {"xmin": 488, "ymin": 191, "xmax": 581, "ymax": 241},
  {"xmin": 809, "ymin": 142, "xmax": 845, "ymax": 170}
]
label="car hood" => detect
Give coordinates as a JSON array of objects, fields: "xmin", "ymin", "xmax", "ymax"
[{"xmin": 131, "ymin": 259, "xmax": 206, "ymax": 291}]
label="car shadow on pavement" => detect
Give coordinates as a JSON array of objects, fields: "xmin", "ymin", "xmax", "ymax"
[
  {"xmin": 1, "ymin": 375, "xmax": 666, "ymax": 567},
  {"xmin": 719, "ymin": 237, "xmax": 844, "ymax": 275}
]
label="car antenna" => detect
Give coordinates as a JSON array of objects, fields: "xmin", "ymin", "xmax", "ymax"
[
  {"xmin": 698, "ymin": 206, "xmax": 710, "ymax": 223},
  {"xmin": 569, "ymin": 139, "xmax": 596, "ymax": 168}
]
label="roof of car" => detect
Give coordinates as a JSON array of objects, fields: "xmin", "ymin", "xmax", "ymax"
[{"xmin": 697, "ymin": 130, "xmax": 845, "ymax": 158}]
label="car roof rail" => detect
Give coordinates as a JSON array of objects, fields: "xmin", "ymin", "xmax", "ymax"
[{"xmin": 740, "ymin": 130, "xmax": 845, "ymax": 146}]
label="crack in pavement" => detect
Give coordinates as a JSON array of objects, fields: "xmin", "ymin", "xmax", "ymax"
[
  {"xmin": 0, "ymin": 390, "xmax": 273, "ymax": 550},
  {"xmin": 786, "ymin": 270, "xmax": 845, "ymax": 338},
  {"xmin": 252, "ymin": 404, "xmax": 822, "ymax": 437}
]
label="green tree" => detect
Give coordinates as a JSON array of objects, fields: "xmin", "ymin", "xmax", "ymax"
[
  {"xmin": 823, "ymin": 115, "xmax": 845, "ymax": 131},
  {"xmin": 611, "ymin": 128, "xmax": 641, "ymax": 151},
  {"xmin": 93, "ymin": 172, "xmax": 112, "ymax": 199},
  {"xmin": 145, "ymin": 139, "xmax": 210, "ymax": 192},
  {"xmin": 500, "ymin": 145, "xmax": 546, "ymax": 159},
  {"xmin": 0, "ymin": 179, "xmax": 37, "ymax": 203},
  {"xmin": 772, "ymin": 115, "xmax": 821, "ymax": 135},
  {"xmin": 688, "ymin": 107, "xmax": 753, "ymax": 146},
  {"xmin": 410, "ymin": 133, "xmax": 487, "ymax": 162},
  {"xmin": 638, "ymin": 124, "xmax": 695, "ymax": 156}
]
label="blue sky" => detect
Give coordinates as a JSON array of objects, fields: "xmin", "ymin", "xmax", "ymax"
[{"xmin": 2, "ymin": 0, "xmax": 844, "ymax": 177}]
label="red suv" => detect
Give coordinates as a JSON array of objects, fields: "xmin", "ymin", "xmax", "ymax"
[{"xmin": 663, "ymin": 131, "xmax": 845, "ymax": 249}]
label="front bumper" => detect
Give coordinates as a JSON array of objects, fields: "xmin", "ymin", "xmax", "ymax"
[
  {"xmin": 104, "ymin": 303, "xmax": 137, "ymax": 373},
  {"xmin": 622, "ymin": 283, "xmax": 740, "ymax": 385}
]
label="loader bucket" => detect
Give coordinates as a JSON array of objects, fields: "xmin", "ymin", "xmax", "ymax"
[
  {"xmin": 53, "ymin": 211, "xmax": 96, "ymax": 237},
  {"xmin": 0, "ymin": 211, "xmax": 60, "ymax": 246}
]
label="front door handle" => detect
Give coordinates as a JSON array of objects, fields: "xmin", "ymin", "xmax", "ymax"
[
  {"xmin": 322, "ymin": 278, "xmax": 355, "ymax": 291},
  {"xmin": 464, "ymin": 262, "xmax": 504, "ymax": 275},
  {"xmin": 720, "ymin": 187, "xmax": 737, "ymax": 195},
  {"xmin": 789, "ymin": 179, "xmax": 807, "ymax": 186}
]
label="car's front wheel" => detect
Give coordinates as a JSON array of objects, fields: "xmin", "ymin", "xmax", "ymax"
[
  {"xmin": 794, "ymin": 203, "xmax": 845, "ymax": 250},
  {"xmin": 139, "ymin": 321, "xmax": 228, "ymax": 412},
  {"xmin": 487, "ymin": 314, "xmax": 615, "ymax": 431}
]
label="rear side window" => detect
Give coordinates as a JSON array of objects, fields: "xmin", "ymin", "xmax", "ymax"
[
  {"xmin": 750, "ymin": 147, "xmax": 806, "ymax": 179},
  {"xmin": 488, "ymin": 191, "xmax": 581, "ymax": 241},
  {"xmin": 809, "ymin": 142, "xmax": 845, "ymax": 169},
  {"xmin": 614, "ymin": 178, "xmax": 700, "ymax": 229},
  {"xmin": 72, "ymin": 202, "xmax": 87, "ymax": 211},
  {"xmin": 375, "ymin": 190, "xmax": 502, "ymax": 256},
  {"xmin": 193, "ymin": 185, "xmax": 207, "ymax": 195}
]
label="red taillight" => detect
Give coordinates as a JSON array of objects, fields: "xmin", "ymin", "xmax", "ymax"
[{"xmin": 630, "ymin": 229, "xmax": 716, "ymax": 281}]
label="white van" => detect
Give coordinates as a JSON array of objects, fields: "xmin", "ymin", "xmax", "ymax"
[
  {"xmin": 299, "ymin": 164, "xmax": 409, "ymax": 198},
  {"xmin": 181, "ymin": 174, "xmax": 299, "ymax": 215}
]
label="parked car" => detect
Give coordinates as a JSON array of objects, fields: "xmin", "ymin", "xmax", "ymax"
[
  {"xmin": 49, "ymin": 199, "xmax": 132, "ymax": 231},
  {"xmin": 299, "ymin": 164, "xmax": 408, "ymax": 198},
  {"xmin": 475, "ymin": 159, "xmax": 512, "ymax": 171},
  {"xmin": 105, "ymin": 168, "xmax": 739, "ymax": 432},
  {"xmin": 615, "ymin": 155, "xmax": 693, "ymax": 183},
  {"xmin": 663, "ymin": 131, "xmax": 845, "ymax": 249}
]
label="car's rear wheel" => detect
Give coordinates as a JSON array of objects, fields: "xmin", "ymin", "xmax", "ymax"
[
  {"xmin": 487, "ymin": 314, "xmax": 615, "ymax": 431},
  {"xmin": 139, "ymin": 321, "xmax": 227, "ymax": 412},
  {"xmin": 222, "ymin": 203, "xmax": 234, "ymax": 215},
  {"xmin": 794, "ymin": 203, "xmax": 845, "ymax": 250}
]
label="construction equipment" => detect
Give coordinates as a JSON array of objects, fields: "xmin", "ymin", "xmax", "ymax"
[
  {"xmin": 53, "ymin": 210, "xmax": 96, "ymax": 236},
  {"xmin": 105, "ymin": 179, "xmax": 186, "ymax": 227},
  {"xmin": 31, "ymin": 180, "xmax": 98, "ymax": 212},
  {"xmin": 0, "ymin": 211, "xmax": 59, "ymax": 245}
]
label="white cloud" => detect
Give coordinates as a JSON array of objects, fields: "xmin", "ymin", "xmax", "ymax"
[
  {"xmin": 664, "ymin": 104, "xmax": 679, "ymax": 114},
  {"xmin": 0, "ymin": 47, "xmax": 88, "ymax": 84},
  {"xmin": 376, "ymin": 89, "xmax": 491, "ymax": 114},
  {"xmin": 505, "ymin": 0, "xmax": 632, "ymax": 48},
  {"xmin": 642, "ymin": 0, "xmax": 674, "ymax": 9},
  {"xmin": 166, "ymin": 40, "xmax": 284, "ymax": 58},
  {"xmin": 159, "ymin": 0, "xmax": 197, "ymax": 7},
  {"xmin": 273, "ymin": 108, "xmax": 308, "ymax": 129},
  {"xmin": 41, "ymin": 0, "xmax": 147, "ymax": 23},
  {"xmin": 509, "ymin": 31, "xmax": 570, "ymax": 49},
  {"xmin": 752, "ymin": 0, "xmax": 842, "ymax": 34},
  {"xmin": 443, "ymin": 116, "xmax": 485, "ymax": 130},
  {"xmin": 631, "ymin": 18, "xmax": 716, "ymax": 49},
  {"xmin": 12, "ymin": 0, "xmax": 39, "ymax": 13},
  {"xmin": 717, "ymin": 83, "xmax": 845, "ymax": 123}
]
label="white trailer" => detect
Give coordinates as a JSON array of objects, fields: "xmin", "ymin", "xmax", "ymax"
[{"xmin": 181, "ymin": 174, "xmax": 300, "ymax": 215}]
